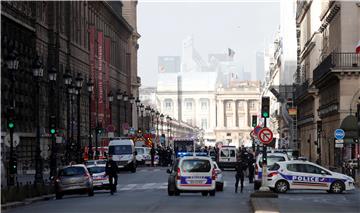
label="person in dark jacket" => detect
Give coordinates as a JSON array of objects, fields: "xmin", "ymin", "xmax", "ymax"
[
  {"xmin": 150, "ymin": 145, "xmax": 156, "ymax": 167},
  {"xmin": 235, "ymin": 160, "xmax": 246, "ymax": 193},
  {"xmin": 248, "ymin": 153, "xmax": 255, "ymax": 183},
  {"xmin": 105, "ymin": 158, "xmax": 118, "ymax": 195}
]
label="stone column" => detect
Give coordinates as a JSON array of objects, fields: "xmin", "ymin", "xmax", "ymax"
[
  {"xmin": 218, "ymin": 99, "xmax": 224, "ymax": 128},
  {"xmin": 244, "ymin": 100, "xmax": 249, "ymax": 127},
  {"xmin": 232, "ymin": 100, "xmax": 236, "ymax": 128}
]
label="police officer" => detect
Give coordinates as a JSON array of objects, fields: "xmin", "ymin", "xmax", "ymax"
[
  {"xmin": 105, "ymin": 157, "xmax": 118, "ymax": 195},
  {"xmin": 235, "ymin": 159, "xmax": 246, "ymax": 193},
  {"xmin": 150, "ymin": 145, "xmax": 156, "ymax": 167}
]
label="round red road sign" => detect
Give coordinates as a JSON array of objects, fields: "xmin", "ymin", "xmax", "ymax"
[{"xmin": 258, "ymin": 128, "xmax": 273, "ymax": 144}]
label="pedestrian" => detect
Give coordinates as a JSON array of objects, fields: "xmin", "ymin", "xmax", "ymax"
[
  {"xmin": 150, "ymin": 145, "xmax": 156, "ymax": 167},
  {"xmin": 235, "ymin": 159, "xmax": 246, "ymax": 193},
  {"xmin": 105, "ymin": 157, "xmax": 118, "ymax": 195},
  {"xmin": 248, "ymin": 153, "xmax": 255, "ymax": 183}
]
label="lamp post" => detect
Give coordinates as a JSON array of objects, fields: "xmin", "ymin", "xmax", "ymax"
[
  {"xmin": 140, "ymin": 104, "xmax": 144, "ymax": 131},
  {"xmin": 48, "ymin": 66, "xmax": 57, "ymax": 178},
  {"xmin": 108, "ymin": 91, "xmax": 114, "ymax": 126},
  {"xmin": 75, "ymin": 73, "xmax": 84, "ymax": 163},
  {"xmin": 123, "ymin": 92, "xmax": 128, "ymax": 124},
  {"xmin": 145, "ymin": 106, "xmax": 151, "ymax": 132},
  {"xmin": 87, "ymin": 78, "xmax": 94, "ymax": 160},
  {"xmin": 5, "ymin": 49, "xmax": 19, "ymax": 186},
  {"xmin": 33, "ymin": 55, "xmax": 44, "ymax": 184},
  {"xmin": 135, "ymin": 97, "xmax": 141, "ymax": 130},
  {"xmin": 160, "ymin": 114, "xmax": 164, "ymax": 146},
  {"xmin": 156, "ymin": 111, "xmax": 160, "ymax": 146},
  {"xmin": 150, "ymin": 109, "xmax": 155, "ymax": 130},
  {"xmin": 129, "ymin": 95, "xmax": 135, "ymax": 127},
  {"xmin": 63, "ymin": 69, "xmax": 72, "ymax": 162},
  {"xmin": 166, "ymin": 115, "xmax": 171, "ymax": 147},
  {"xmin": 69, "ymin": 82, "xmax": 76, "ymax": 162},
  {"xmin": 116, "ymin": 90, "xmax": 123, "ymax": 136}
]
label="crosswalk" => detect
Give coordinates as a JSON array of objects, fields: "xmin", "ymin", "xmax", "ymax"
[{"xmin": 116, "ymin": 181, "xmax": 240, "ymax": 192}]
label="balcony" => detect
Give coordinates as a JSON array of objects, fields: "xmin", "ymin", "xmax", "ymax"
[
  {"xmin": 313, "ymin": 53, "xmax": 360, "ymax": 82},
  {"xmin": 294, "ymin": 80, "xmax": 309, "ymax": 99}
]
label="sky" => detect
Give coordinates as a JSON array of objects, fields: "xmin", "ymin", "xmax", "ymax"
[{"xmin": 137, "ymin": 0, "xmax": 280, "ymax": 87}]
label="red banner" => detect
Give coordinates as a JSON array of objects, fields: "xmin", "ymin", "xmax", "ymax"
[
  {"xmin": 89, "ymin": 26, "xmax": 96, "ymax": 128},
  {"xmin": 98, "ymin": 31, "xmax": 104, "ymax": 124},
  {"xmin": 105, "ymin": 37, "xmax": 111, "ymax": 126}
]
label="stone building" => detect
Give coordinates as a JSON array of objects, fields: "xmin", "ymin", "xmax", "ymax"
[
  {"xmin": 1, "ymin": 1, "xmax": 140, "ymax": 180},
  {"xmin": 295, "ymin": 0, "xmax": 360, "ymax": 167}
]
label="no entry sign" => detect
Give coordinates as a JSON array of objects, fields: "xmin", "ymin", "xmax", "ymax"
[{"xmin": 258, "ymin": 128, "xmax": 273, "ymax": 144}]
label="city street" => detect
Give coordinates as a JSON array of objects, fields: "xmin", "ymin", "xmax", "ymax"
[{"xmin": 3, "ymin": 167, "xmax": 252, "ymax": 213}]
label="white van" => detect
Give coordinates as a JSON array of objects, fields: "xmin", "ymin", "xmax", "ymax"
[
  {"xmin": 108, "ymin": 138, "xmax": 137, "ymax": 173},
  {"xmin": 217, "ymin": 146, "xmax": 237, "ymax": 169},
  {"xmin": 135, "ymin": 147, "xmax": 151, "ymax": 165}
]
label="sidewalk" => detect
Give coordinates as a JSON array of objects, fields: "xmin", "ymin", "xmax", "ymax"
[{"xmin": 1, "ymin": 194, "xmax": 54, "ymax": 211}]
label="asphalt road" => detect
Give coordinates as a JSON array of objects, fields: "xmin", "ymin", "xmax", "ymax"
[{"xmin": 4, "ymin": 167, "xmax": 252, "ymax": 213}]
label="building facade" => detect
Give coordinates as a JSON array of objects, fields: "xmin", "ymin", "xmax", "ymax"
[
  {"xmin": 1, "ymin": 1, "xmax": 140, "ymax": 183},
  {"xmin": 295, "ymin": 0, "xmax": 360, "ymax": 167}
]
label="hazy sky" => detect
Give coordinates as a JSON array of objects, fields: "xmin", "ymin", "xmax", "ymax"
[{"xmin": 137, "ymin": 0, "xmax": 280, "ymax": 87}]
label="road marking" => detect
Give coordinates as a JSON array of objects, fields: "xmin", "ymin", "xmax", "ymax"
[{"xmin": 119, "ymin": 184, "xmax": 137, "ymax": 191}]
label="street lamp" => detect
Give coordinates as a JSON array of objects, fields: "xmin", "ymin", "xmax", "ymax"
[
  {"xmin": 63, "ymin": 69, "xmax": 72, "ymax": 163},
  {"xmin": 150, "ymin": 109, "xmax": 155, "ymax": 130},
  {"xmin": 166, "ymin": 115, "xmax": 171, "ymax": 147},
  {"xmin": 116, "ymin": 89, "xmax": 123, "ymax": 136},
  {"xmin": 123, "ymin": 92, "xmax": 129, "ymax": 126},
  {"xmin": 5, "ymin": 49, "xmax": 19, "ymax": 186},
  {"xmin": 156, "ymin": 111, "xmax": 160, "ymax": 145},
  {"xmin": 160, "ymin": 113, "xmax": 165, "ymax": 146},
  {"xmin": 129, "ymin": 95, "xmax": 135, "ymax": 127},
  {"xmin": 145, "ymin": 106, "xmax": 151, "ymax": 132},
  {"xmin": 140, "ymin": 104, "xmax": 144, "ymax": 131},
  {"xmin": 87, "ymin": 78, "xmax": 94, "ymax": 160},
  {"xmin": 75, "ymin": 73, "xmax": 83, "ymax": 163},
  {"xmin": 135, "ymin": 97, "xmax": 141, "ymax": 130},
  {"xmin": 69, "ymin": 82, "xmax": 76, "ymax": 162},
  {"xmin": 108, "ymin": 91, "xmax": 114, "ymax": 126},
  {"xmin": 32, "ymin": 55, "xmax": 44, "ymax": 185},
  {"xmin": 48, "ymin": 66, "xmax": 57, "ymax": 178}
]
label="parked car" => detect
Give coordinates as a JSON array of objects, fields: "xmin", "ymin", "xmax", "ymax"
[
  {"xmin": 85, "ymin": 160, "xmax": 107, "ymax": 166},
  {"xmin": 87, "ymin": 165, "xmax": 110, "ymax": 190},
  {"xmin": 54, "ymin": 164, "xmax": 94, "ymax": 199},
  {"xmin": 167, "ymin": 156, "xmax": 216, "ymax": 197},
  {"xmin": 254, "ymin": 152, "xmax": 289, "ymax": 190},
  {"xmin": 213, "ymin": 162, "xmax": 224, "ymax": 191},
  {"xmin": 267, "ymin": 160, "xmax": 355, "ymax": 194}
]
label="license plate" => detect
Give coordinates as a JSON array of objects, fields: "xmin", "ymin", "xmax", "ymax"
[{"xmin": 189, "ymin": 179, "xmax": 205, "ymax": 184}]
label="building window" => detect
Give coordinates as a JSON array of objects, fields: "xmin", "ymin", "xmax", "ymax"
[
  {"xmin": 226, "ymin": 102, "xmax": 231, "ymax": 110},
  {"xmin": 201, "ymin": 119, "xmax": 207, "ymax": 129},
  {"xmin": 185, "ymin": 101, "xmax": 192, "ymax": 110},
  {"xmin": 226, "ymin": 133, "xmax": 231, "ymax": 136},
  {"xmin": 164, "ymin": 99, "xmax": 173, "ymax": 111},
  {"xmin": 201, "ymin": 101, "xmax": 208, "ymax": 111},
  {"xmin": 249, "ymin": 101, "xmax": 256, "ymax": 111},
  {"xmin": 238, "ymin": 101, "xmax": 245, "ymax": 111}
]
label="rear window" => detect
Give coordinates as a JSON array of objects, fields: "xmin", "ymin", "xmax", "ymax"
[
  {"xmin": 60, "ymin": 167, "xmax": 86, "ymax": 176},
  {"xmin": 88, "ymin": 166, "xmax": 105, "ymax": 174},
  {"xmin": 181, "ymin": 159, "xmax": 211, "ymax": 173},
  {"xmin": 136, "ymin": 148, "xmax": 145, "ymax": 154},
  {"xmin": 269, "ymin": 163, "xmax": 280, "ymax": 171},
  {"xmin": 259, "ymin": 156, "xmax": 286, "ymax": 167}
]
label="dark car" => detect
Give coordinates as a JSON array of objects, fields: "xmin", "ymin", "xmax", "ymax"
[{"xmin": 54, "ymin": 164, "xmax": 94, "ymax": 199}]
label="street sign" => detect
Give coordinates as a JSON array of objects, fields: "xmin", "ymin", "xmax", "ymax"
[
  {"xmin": 254, "ymin": 125, "xmax": 262, "ymax": 135},
  {"xmin": 335, "ymin": 139, "xmax": 344, "ymax": 148},
  {"xmin": 250, "ymin": 130, "xmax": 257, "ymax": 139},
  {"xmin": 4, "ymin": 133, "xmax": 20, "ymax": 147},
  {"xmin": 334, "ymin": 129, "xmax": 345, "ymax": 140},
  {"xmin": 258, "ymin": 128, "xmax": 273, "ymax": 144}
]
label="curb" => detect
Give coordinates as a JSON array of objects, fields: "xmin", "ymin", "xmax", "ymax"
[
  {"xmin": 1, "ymin": 194, "xmax": 54, "ymax": 211},
  {"xmin": 250, "ymin": 197, "xmax": 280, "ymax": 213}
]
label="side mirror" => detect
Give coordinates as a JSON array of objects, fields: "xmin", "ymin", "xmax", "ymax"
[
  {"xmin": 166, "ymin": 169, "xmax": 172, "ymax": 174},
  {"xmin": 320, "ymin": 170, "xmax": 326, "ymax": 175}
]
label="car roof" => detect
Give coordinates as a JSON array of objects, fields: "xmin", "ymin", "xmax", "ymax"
[
  {"xmin": 180, "ymin": 156, "xmax": 212, "ymax": 160},
  {"xmin": 62, "ymin": 164, "xmax": 87, "ymax": 169},
  {"xmin": 87, "ymin": 164, "xmax": 106, "ymax": 168}
]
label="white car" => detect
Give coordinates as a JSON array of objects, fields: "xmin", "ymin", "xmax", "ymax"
[
  {"xmin": 87, "ymin": 165, "xmax": 110, "ymax": 190},
  {"xmin": 135, "ymin": 147, "xmax": 151, "ymax": 165},
  {"xmin": 167, "ymin": 156, "xmax": 216, "ymax": 196},
  {"xmin": 267, "ymin": 160, "xmax": 355, "ymax": 193},
  {"xmin": 213, "ymin": 162, "xmax": 224, "ymax": 191},
  {"xmin": 85, "ymin": 160, "xmax": 107, "ymax": 166},
  {"xmin": 254, "ymin": 152, "xmax": 289, "ymax": 190}
]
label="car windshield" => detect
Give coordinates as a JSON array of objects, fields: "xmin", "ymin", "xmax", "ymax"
[
  {"xmin": 259, "ymin": 156, "xmax": 286, "ymax": 167},
  {"xmin": 85, "ymin": 161, "xmax": 95, "ymax": 166},
  {"xmin": 181, "ymin": 159, "xmax": 211, "ymax": 172},
  {"xmin": 96, "ymin": 160, "xmax": 106, "ymax": 165},
  {"xmin": 60, "ymin": 167, "xmax": 86, "ymax": 176},
  {"xmin": 109, "ymin": 145, "xmax": 132, "ymax": 155},
  {"xmin": 88, "ymin": 166, "xmax": 105, "ymax": 174}
]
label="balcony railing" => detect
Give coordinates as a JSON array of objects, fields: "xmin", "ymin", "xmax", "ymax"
[
  {"xmin": 313, "ymin": 52, "xmax": 360, "ymax": 82},
  {"xmin": 295, "ymin": 79, "xmax": 310, "ymax": 99}
]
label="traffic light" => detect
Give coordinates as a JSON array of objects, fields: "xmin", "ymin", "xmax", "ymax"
[
  {"xmin": 7, "ymin": 107, "xmax": 15, "ymax": 129},
  {"xmin": 261, "ymin": 97, "xmax": 270, "ymax": 118},
  {"xmin": 49, "ymin": 115, "xmax": 56, "ymax": 135},
  {"xmin": 252, "ymin": 115, "xmax": 257, "ymax": 127},
  {"xmin": 9, "ymin": 157, "xmax": 17, "ymax": 174},
  {"xmin": 96, "ymin": 127, "xmax": 103, "ymax": 135}
]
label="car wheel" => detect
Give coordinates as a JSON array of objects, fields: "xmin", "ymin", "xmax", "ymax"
[
  {"xmin": 330, "ymin": 181, "xmax": 344, "ymax": 194},
  {"xmin": 201, "ymin": 192, "xmax": 208, "ymax": 196},
  {"xmin": 254, "ymin": 181, "xmax": 261, "ymax": 190},
  {"xmin": 168, "ymin": 189, "xmax": 175, "ymax": 196},
  {"xmin": 275, "ymin": 180, "xmax": 289, "ymax": 193},
  {"xmin": 88, "ymin": 189, "xmax": 94, "ymax": 196},
  {"xmin": 56, "ymin": 192, "xmax": 63, "ymax": 199},
  {"xmin": 209, "ymin": 189, "xmax": 216, "ymax": 196}
]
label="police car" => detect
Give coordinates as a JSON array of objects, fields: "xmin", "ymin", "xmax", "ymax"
[
  {"xmin": 167, "ymin": 156, "xmax": 216, "ymax": 196},
  {"xmin": 267, "ymin": 160, "xmax": 355, "ymax": 193}
]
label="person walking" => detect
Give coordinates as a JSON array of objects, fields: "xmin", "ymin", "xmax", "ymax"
[
  {"xmin": 150, "ymin": 145, "xmax": 156, "ymax": 167},
  {"xmin": 235, "ymin": 159, "xmax": 246, "ymax": 193},
  {"xmin": 248, "ymin": 152, "xmax": 255, "ymax": 183},
  {"xmin": 105, "ymin": 157, "xmax": 118, "ymax": 195}
]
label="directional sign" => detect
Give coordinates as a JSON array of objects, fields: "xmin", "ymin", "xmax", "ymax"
[
  {"xmin": 335, "ymin": 139, "xmax": 344, "ymax": 148},
  {"xmin": 334, "ymin": 129, "xmax": 345, "ymax": 140},
  {"xmin": 258, "ymin": 128, "xmax": 273, "ymax": 144}
]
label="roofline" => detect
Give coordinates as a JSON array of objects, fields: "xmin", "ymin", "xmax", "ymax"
[{"xmin": 103, "ymin": 2, "xmax": 134, "ymax": 34}]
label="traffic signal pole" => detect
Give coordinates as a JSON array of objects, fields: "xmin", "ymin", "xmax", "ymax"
[
  {"xmin": 8, "ymin": 109, "xmax": 15, "ymax": 186},
  {"xmin": 260, "ymin": 97, "xmax": 270, "ymax": 192}
]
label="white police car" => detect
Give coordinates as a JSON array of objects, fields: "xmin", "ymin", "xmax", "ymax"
[{"xmin": 267, "ymin": 160, "xmax": 355, "ymax": 193}]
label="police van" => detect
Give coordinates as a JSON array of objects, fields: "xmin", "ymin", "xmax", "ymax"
[{"xmin": 267, "ymin": 160, "xmax": 355, "ymax": 193}]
